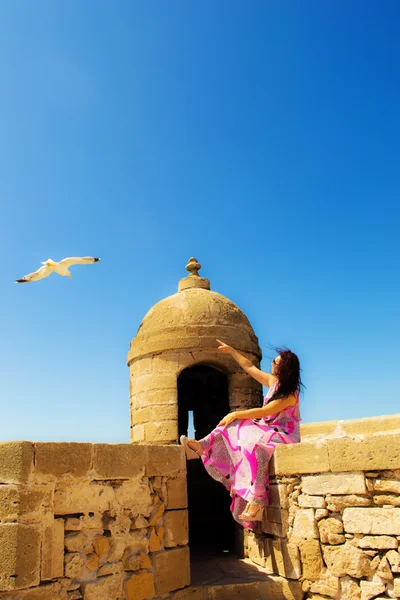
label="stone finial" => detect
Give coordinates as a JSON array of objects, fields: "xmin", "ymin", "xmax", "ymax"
[
  {"xmin": 178, "ymin": 257, "xmax": 210, "ymax": 292},
  {"xmin": 185, "ymin": 257, "xmax": 201, "ymax": 277}
]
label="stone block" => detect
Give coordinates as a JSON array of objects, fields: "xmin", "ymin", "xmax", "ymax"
[
  {"xmin": 299, "ymin": 539, "xmax": 323, "ymax": 580},
  {"xmin": 269, "ymin": 483, "xmax": 289, "ymax": 509},
  {"xmin": 122, "ymin": 550, "xmax": 151, "ymax": 571},
  {"xmin": 146, "ymin": 445, "xmax": 185, "ymax": 477},
  {"xmin": 114, "ymin": 480, "xmax": 152, "ymax": 515},
  {"xmin": 35, "ymin": 443, "xmax": 92, "ymax": 477},
  {"xmin": 93, "ymin": 536, "xmax": 110, "ymax": 559},
  {"xmin": 262, "ymin": 516, "xmax": 287, "ymax": 537},
  {"xmin": 298, "ymin": 494, "xmax": 326, "ymax": 508},
  {"xmin": 392, "ymin": 578, "xmax": 400, "ymax": 596},
  {"xmin": 374, "ymin": 479, "xmax": 400, "ymax": 494},
  {"xmin": 92, "ymin": 444, "xmax": 146, "ymax": 478},
  {"xmin": 153, "ymin": 547, "xmax": 190, "ymax": 594},
  {"xmin": 0, "ymin": 485, "xmax": 52, "ymax": 520},
  {"xmin": 309, "ymin": 569, "xmax": 340, "ymax": 598},
  {"xmin": 375, "ymin": 555, "xmax": 393, "ymax": 581},
  {"xmin": 318, "ymin": 517, "xmax": 344, "ymax": 545},
  {"xmin": 54, "ymin": 482, "xmax": 115, "ymax": 514},
  {"xmin": 343, "ymin": 508, "xmax": 400, "ymax": 535},
  {"xmin": 144, "ymin": 421, "xmax": 178, "ymax": 443},
  {"xmin": 0, "ymin": 583, "xmax": 65, "ymax": 599},
  {"xmin": 0, "ymin": 442, "xmax": 33, "ymax": 484},
  {"xmin": 83, "ymin": 573, "xmax": 123, "ymax": 600},
  {"xmin": 41, "ymin": 517, "xmax": 64, "ymax": 580},
  {"xmin": 265, "ymin": 538, "xmax": 301, "ymax": 579},
  {"xmin": 291, "ymin": 509, "xmax": 319, "ymax": 541},
  {"xmin": 341, "ymin": 413, "xmax": 400, "ymax": 436},
  {"xmin": 131, "ymin": 425, "xmax": 145, "ymax": 443},
  {"xmin": 135, "ymin": 373, "xmax": 177, "ymax": 394},
  {"xmin": 149, "ymin": 501, "xmax": 165, "ymax": 526},
  {"xmin": 374, "ymin": 494, "xmax": 400, "ymax": 507},
  {"xmin": 360, "ymin": 579, "xmax": 385, "ymax": 600},
  {"xmin": 340, "ymin": 576, "xmax": 361, "ymax": 600},
  {"xmin": 246, "ymin": 534, "xmax": 267, "ymax": 568},
  {"xmin": 300, "ymin": 420, "xmax": 339, "ymax": 438},
  {"xmin": 135, "ymin": 389, "xmax": 177, "ymax": 409},
  {"xmin": 129, "ymin": 357, "xmax": 153, "ymax": 376},
  {"xmin": 325, "ymin": 494, "xmax": 372, "ymax": 512},
  {"xmin": 151, "ymin": 354, "xmax": 181, "ymax": 373},
  {"xmin": 0, "ymin": 523, "xmax": 41, "ymax": 590},
  {"xmin": 164, "ymin": 510, "xmax": 188, "ymax": 547},
  {"xmin": 86, "ymin": 553, "xmax": 100, "ymax": 571},
  {"xmin": 386, "ymin": 550, "xmax": 400, "ymax": 572},
  {"xmin": 64, "ymin": 553, "xmax": 85, "ymax": 579},
  {"xmin": 270, "ymin": 441, "xmax": 330, "ymax": 476},
  {"xmin": 149, "ymin": 528, "xmax": 162, "ymax": 552},
  {"xmin": 302, "ymin": 472, "xmax": 366, "ymax": 495},
  {"xmin": 132, "ymin": 405, "xmax": 178, "ymax": 425},
  {"xmin": 265, "ymin": 507, "xmax": 288, "ymax": 524},
  {"xmin": 328, "ymin": 433, "xmax": 400, "ymax": 472},
  {"xmin": 124, "ymin": 571, "xmax": 155, "ymax": 600},
  {"xmin": 166, "ymin": 478, "xmax": 188, "ymax": 509},
  {"xmin": 322, "ymin": 543, "xmax": 372, "ymax": 578},
  {"xmin": 358, "ymin": 535, "xmax": 399, "ymax": 549}
]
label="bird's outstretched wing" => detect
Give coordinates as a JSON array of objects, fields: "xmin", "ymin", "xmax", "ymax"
[
  {"xmin": 60, "ymin": 256, "xmax": 100, "ymax": 267},
  {"xmin": 15, "ymin": 265, "xmax": 52, "ymax": 284}
]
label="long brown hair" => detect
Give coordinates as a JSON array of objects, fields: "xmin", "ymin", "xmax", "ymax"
[{"xmin": 270, "ymin": 348, "xmax": 304, "ymax": 400}]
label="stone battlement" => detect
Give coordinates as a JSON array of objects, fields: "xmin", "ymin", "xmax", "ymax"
[
  {"xmin": 0, "ymin": 442, "xmax": 189, "ymax": 599},
  {"xmin": 0, "ymin": 420, "xmax": 399, "ymax": 599}
]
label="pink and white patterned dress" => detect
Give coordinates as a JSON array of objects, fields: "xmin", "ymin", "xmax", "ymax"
[{"xmin": 199, "ymin": 381, "xmax": 301, "ymax": 530}]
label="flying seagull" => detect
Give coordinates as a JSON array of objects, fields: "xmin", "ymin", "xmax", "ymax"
[{"xmin": 15, "ymin": 257, "xmax": 100, "ymax": 283}]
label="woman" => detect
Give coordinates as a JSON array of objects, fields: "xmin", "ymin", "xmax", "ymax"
[{"xmin": 180, "ymin": 339, "xmax": 302, "ymax": 530}]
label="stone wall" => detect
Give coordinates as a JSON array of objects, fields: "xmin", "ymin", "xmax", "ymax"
[
  {"xmin": 246, "ymin": 428, "xmax": 400, "ymax": 599},
  {"xmin": 0, "ymin": 442, "xmax": 190, "ymax": 600}
]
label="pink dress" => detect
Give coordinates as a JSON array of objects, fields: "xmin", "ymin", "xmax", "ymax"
[{"xmin": 199, "ymin": 381, "xmax": 301, "ymax": 530}]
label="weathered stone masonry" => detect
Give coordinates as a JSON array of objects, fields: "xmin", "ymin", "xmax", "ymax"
[
  {"xmin": 0, "ymin": 442, "xmax": 189, "ymax": 600},
  {"xmin": 1, "ymin": 416, "xmax": 400, "ymax": 599},
  {"xmin": 245, "ymin": 417, "xmax": 400, "ymax": 600}
]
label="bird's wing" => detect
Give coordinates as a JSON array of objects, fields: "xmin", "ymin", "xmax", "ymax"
[
  {"xmin": 15, "ymin": 265, "xmax": 52, "ymax": 283},
  {"xmin": 59, "ymin": 256, "xmax": 100, "ymax": 267}
]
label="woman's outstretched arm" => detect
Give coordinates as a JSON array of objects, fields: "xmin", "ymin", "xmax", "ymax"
[
  {"xmin": 218, "ymin": 395, "xmax": 297, "ymax": 427},
  {"xmin": 217, "ymin": 339, "xmax": 277, "ymax": 388}
]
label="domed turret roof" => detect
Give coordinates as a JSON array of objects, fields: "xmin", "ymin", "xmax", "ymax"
[{"xmin": 128, "ymin": 258, "xmax": 260, "ymax": 363}]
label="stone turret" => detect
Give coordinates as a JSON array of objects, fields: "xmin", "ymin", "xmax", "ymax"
[{"xmin": 128, "ymin": 258, "xmax": 262, "ymax": 444}]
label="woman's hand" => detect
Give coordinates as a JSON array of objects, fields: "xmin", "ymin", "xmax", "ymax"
[
  {"xmin": 216, "ymin": 339, "xmax": 234, "ymax": 354},
  {"xmin": 218, "ymin": 411, "xmax": 242, "ymax": 427}
]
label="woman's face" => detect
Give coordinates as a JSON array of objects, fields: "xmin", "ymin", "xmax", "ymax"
[{"xmin": 271, "ymin": 355, "xmax": 281, "ymax": 376}]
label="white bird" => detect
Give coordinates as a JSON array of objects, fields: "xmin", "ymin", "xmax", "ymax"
[{"xmin": 15, "ymin": 256, "xmax": 100, "ymax": 283}]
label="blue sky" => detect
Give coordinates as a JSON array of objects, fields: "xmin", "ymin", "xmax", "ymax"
[{"xmin": 1, "ymin": 1, "xmax": 399, "ymax": 442}]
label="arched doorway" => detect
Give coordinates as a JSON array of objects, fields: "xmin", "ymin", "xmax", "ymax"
[{"xmin": 178, "ymin": 365, "xmax": 234, "ymax": 553}]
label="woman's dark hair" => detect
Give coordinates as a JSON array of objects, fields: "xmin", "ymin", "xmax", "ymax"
[{"xmin": 270, "ymin": 347, "xmax": 304, "ymax": 400}]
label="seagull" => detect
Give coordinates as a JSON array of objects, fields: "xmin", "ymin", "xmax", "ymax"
[{"xmin": 15, "ymin": 257, "xmax": 100, "ymax": 283}]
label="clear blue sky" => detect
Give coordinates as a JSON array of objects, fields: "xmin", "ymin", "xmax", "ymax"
[{"xmin": 1, "ymin": 1, "xmax": 399, "ymax": 442}]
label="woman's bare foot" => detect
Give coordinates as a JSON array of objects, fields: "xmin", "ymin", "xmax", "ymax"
[
  {"xmin": 187, "ymin": 439, "xmax": 204, "ymax": 455},
  {"xmin": 180, "ymin": 436, "xmax": 203, "ymax": 460}
]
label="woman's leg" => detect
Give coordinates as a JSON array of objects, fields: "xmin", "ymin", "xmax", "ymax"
[{"xmin": 238, "ymin": 444, "xmax": 271, "ymax": 520}]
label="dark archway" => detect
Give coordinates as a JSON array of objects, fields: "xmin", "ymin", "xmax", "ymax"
[{"xmin": 178, "ymin": 365, "xmax": 234, "ymax": 553}]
